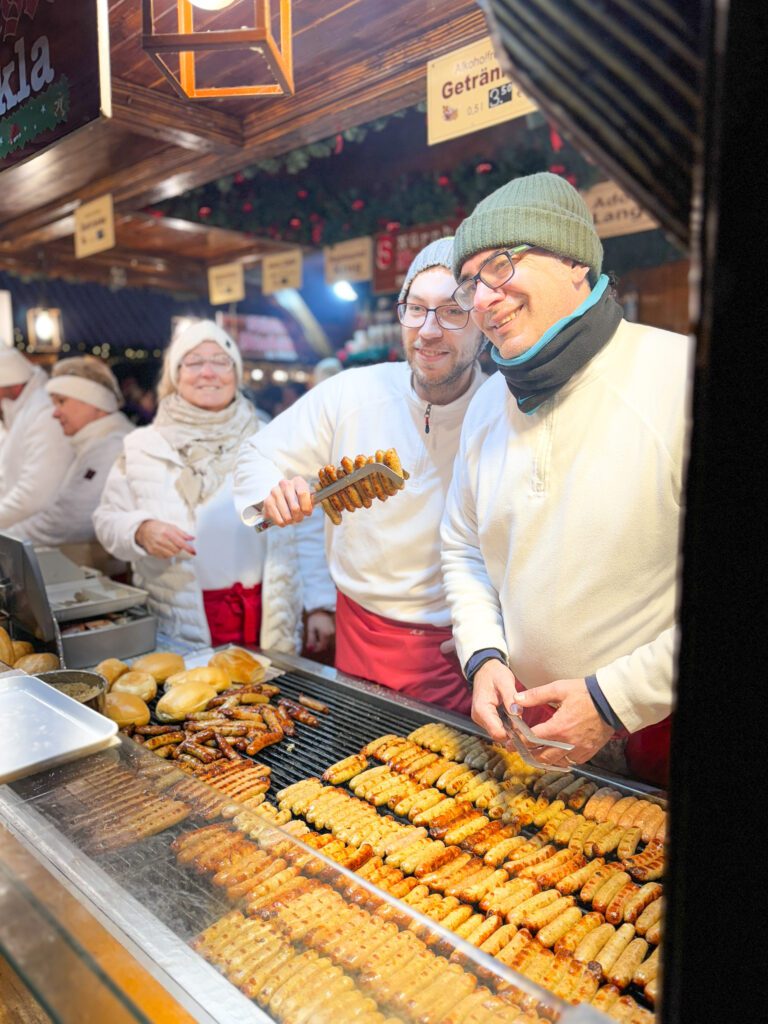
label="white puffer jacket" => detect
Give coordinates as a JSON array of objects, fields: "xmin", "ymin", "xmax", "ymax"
[{"xmin": 93, "ymin": 425, "xmax": 303, "ymax": 652}]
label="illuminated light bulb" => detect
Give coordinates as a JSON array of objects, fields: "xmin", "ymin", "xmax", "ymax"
[
  {"xmin": 250, "ymin": 368, "xmax": 264, "ymax": 381},
  {"xmin": 34, "ymin": 310, "xmax": 55, "ymax": 341},
  {"xmin": 333, "ymin": 280, "xmax": 358, "ymax": 302},
  {"xmin": 189, "ymin": 0, "xmax": 238, "ymax": 10}
]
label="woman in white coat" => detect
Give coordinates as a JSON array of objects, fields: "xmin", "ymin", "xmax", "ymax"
[{"xmin": 94, "ymin": 321, "xmax": 312, "ymax": 653}]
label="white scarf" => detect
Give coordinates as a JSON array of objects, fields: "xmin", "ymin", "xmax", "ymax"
[{"xmin": 153, "ymin": 392, "xmax": 258, "ymax": 509}]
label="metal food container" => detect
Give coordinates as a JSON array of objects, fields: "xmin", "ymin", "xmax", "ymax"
[{"xmin": 37, "ymin": 669, "xmax": 108, "ymax": 714}]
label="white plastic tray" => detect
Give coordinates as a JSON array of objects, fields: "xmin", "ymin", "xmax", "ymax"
[{"xmin": 0, "ymin": 673, "xmax": 118, "ymax": 784}]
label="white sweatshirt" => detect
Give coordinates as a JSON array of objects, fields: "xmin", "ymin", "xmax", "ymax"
[
  {"xmin": 234, "ymin": 361, "xmax": 485, "ymax": 626},
  {"xmin": 441, "ymin": 320, "xmax": 693, "ymax": 734},
  {"xmin": 8, "ymin": 411, "xmax": 133, "ymax": 546},
  {"xmin": 0, "ymin": 369, "xmax": 74, "ymax": 528}
]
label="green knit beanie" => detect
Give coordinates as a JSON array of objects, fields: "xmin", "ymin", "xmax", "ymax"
[{"xmin": 452, "ymin": 172, "xmax": 603, "ymax": 285}]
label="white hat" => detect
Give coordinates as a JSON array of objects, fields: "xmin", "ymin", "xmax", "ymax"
[
  {"xmin": 398, "ymin": 236, "xmax": 456, "ymax": 302},
  {"xmin": 0, "ymin": 347, "xmax": 34, "ymax": 387},
  {"xmin": 46, "ymin": 356, "xmax": 123, "ymax": 413},
  {"xmin": 167, "ymin": 320, "xmax": 242, "ymax": 386}
]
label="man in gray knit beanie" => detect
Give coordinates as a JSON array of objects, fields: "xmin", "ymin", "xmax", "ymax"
[
  {"xmin": 441, "ymin": 171, "xmax": 692, "ymax": 786},
  {"xmin": 236, "ymin": 236, "xmax": 486, "ymax": 714}
]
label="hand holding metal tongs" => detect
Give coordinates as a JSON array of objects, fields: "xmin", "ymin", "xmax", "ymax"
[
  {"xmin": 244, "ymin": 461, "xmax": 406, "ymax": 533},
  {"xmin": 498, "ymin": 701, "xmax": 575, "ymax": 774}
]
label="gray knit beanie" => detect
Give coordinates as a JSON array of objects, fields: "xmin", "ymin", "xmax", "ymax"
[
  {"xmin": 452, "ymin": 172, "xmax": 603, "ymax": 285},
  {"xmin": 398, "ymin": 236, "xmax": 456, "ymax": 302}
]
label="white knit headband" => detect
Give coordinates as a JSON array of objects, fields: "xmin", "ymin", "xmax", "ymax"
[{"xmin": 46, "ymin": 374, "xmax": 119, "ymax": 413}]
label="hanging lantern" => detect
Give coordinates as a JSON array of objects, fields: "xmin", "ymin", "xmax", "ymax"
[{"xmin": 142, "ymin": 0, "xmax": 294, "ymax": 100}]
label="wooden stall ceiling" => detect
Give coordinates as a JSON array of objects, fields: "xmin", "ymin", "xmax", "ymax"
[{"xmin": 0, "ymin": 0, "xmax": 486, "ymax": 294}]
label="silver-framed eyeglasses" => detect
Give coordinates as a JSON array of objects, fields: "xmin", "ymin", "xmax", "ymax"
[
  {"xmin": 396, "ymin": 301, "xmax": 470, "ymax": 331},
  {"xmin": 180, "ymin": 355, "xmax": 235, "ymax": 373},
  {"xmin": 452, "ymin": 244, "xmax": 533, "ymax": 311}
]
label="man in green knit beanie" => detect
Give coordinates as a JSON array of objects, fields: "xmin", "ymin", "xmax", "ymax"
[{"xmin": 440, "ymin": 171, "xmax": 692, "ymax": 786}]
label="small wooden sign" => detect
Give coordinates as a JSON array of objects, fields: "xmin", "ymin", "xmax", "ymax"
[
  {"xmin": 427, "ymin": 36, "xmax": 536, "ymax": 145},
  {"xmin": 208, "ymin": 262, "xmax": 246, "ymax": 305},
  {"xmin": 324, "ymin": 237, "xmax": 373, "ymax": 285},
  {"xmin": 262, "ymin": 250, "xmax": 303, "ymax": 294},
  {"xmin": 583, "ymin": 181, "xmax": 658, "ymax": 238},
  {"xmin": 74, "ymin": 194, "xmax": 115, "ymax": 259}
]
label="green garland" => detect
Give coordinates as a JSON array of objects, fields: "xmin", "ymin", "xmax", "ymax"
[
  {"xmin": 0, "ymin": 76, "xmax": 70, "ymax": 160},
  {"xmin": 152, "ymin": 107, "xmax": 602, "ymax": 248}
]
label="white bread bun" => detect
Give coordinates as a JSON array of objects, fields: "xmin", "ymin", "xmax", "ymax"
[
  {"xmin": 95, "ymin": 658, "xmax": 129, "ymax": 686},
  {"xmin": 155, "ymin": 681, "xmax": 216, "ymax": 722},
  {"xmin": 131, "ymin": 651, "xmax": 185, "ymax": 682},
  {"xmin": 110, "ymin": 670, "xmax": 157, "ymax": 702},
  {"xmin": 0, "ymin": 626, "xmax": 15, "ymax": 666},
  {"xmin": 165, "ymin": 666, "xmax": 230, "ymax": 692},
  {"xmin": 105, "ymin": 691, "xmax": 150, "ymax": 728},
  {"xmin": 209, "ymin": 646, "xmax": 266, "ymax": 684},
  {"xmin": 14, "ymin": 652, "xmax": 60, "ymax": 673},
  {"xmin": 11, "ymin": 640, "xmax": 34, "ymax": 662}
]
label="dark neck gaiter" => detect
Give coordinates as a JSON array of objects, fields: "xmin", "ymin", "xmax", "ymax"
[{"xmin": 491, "ymin": 274, "xmax": 624, "ymax": 414}]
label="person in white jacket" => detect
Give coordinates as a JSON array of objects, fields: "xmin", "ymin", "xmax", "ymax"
[
  {"xmin": 0, "ymin": 348, "xmax": 73, "ymax": 530},
  {"xmin": 234, "ymin": 238, "xmax": 486, "ymax": 714},
  {"xmin": 9, "ymin": 357, "xmax": 133, "ymax": 546},
  {"xmin": 94, "ymin": 320, "xmax": 318, "ymax": 653},
  {"xmin": 441, "ymin": 171, "xmax": 692, "ymax": 785}
]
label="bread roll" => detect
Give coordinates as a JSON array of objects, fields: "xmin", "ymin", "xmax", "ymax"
[
  {"xmin": 0, "ymin": 626, "xmax": 13, "ymax": 667},
  {"xmin": 95, "ymin": 658, "xmax": 129, "ymax": 686},
  {"xmin": 165, "ymin": 666, "xmax": 230, "ymax": 692},
  {"xmin": 14, "ymin": 652, "xmax": 60, "ymax": 673},
  {"xmin": 155, "ymin": 681, "xmax": 216, "ymax": 722},
  {"xmin": 110, "ymin": 670, "xmax": 157, "ymax": 702},
  {"xmin": 11, "ymin": 640, "xmax": 35, "ymax": 661},
  {"xmin": 209, "ymin": 646, "xmax": 265, "ymax": 684},
  {"xmin": 105, "ymin": 691, "xmax": 150, "ymax": 728},
  {"xmin": 131, "ymin": 651, "xmax": 185, "ymax": 682}
]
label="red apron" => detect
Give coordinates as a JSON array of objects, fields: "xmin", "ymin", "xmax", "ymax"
[
  {"xmin": 335, "ymin": 591, "xmax": 472, "ymax": 717},
  {"xmin": 202, "ymin": 582, "xmax": 263, "ymax": 647},
  {"xmin": 515, "ymin": 680, "xmax": 671, "ymax": 789}
]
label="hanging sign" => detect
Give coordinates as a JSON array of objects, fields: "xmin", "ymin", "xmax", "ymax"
[
  {"xmin": 427, "ymin": 36, "xmax": 536, "ymax": 145},
  {"xmin": 208, "ymin": 262, "xmax": 245, "ymax": 305},
  {"xmin": 0, "ymin": 0, "xmax": 111, "ymax": 170},
  {"xmin": 583, "ymin": 181, "xmax": 658, "ymax": 238},
  {"xmin": 373, "ymin": 220, "xmax": 460, "ymax": 295},
  {"xmin": 262, "ymin": 249, "xmax": 303, "ymax": 294},
  {"xmin": 74, "ymin": 193, "xmax": 115, "ymax": 258},
  {"xmin": 324, "ymin": 237, "xmax": 373, "ymax": 285}
]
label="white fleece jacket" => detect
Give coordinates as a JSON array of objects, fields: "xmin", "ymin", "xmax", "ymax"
[
  {"xmin": 441, "ymin": 320, "xmax": 693, "ymax": 734},
  {"xmin": 234, "ymin": 361, "xmax": 485, "ymax": 626},
  {"xmin": 0, "ymin": 369, "xmax": 74, "ymax": 528},
  {"xmin": 9, "ymin": 411, "xmax": 133, "ymax": 546},
  {"xmin": 94, "ymin": 423, "xmax": 304, "ymax": 652}
]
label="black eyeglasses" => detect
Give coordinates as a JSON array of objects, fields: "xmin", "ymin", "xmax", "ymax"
[
  {"xmin": 452, "ymin": 244, "xmax": 533, "ymax": 311},
  {"xmin": 396, "ymin": 301, "xmax": 471, "ymax": 331}
]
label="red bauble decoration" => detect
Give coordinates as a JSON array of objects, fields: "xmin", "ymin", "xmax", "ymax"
[
  {"xmin": 334, "ymin": 133, "xmax": 344, "ymax": 155},
  {"xmin": 311, "ymin": 224, "xmax": 323, "ymax": 245},
  {"xmin": 149, "ymin": 209, "xmax": 164, "ymax": 219},
  {"xmin": 549, "ymin": 163, "xmax": 566, "ymax": 175},
  {"xmin": 297, "ymin": 189, "xmax": 309, "ymax": 199},
  {"xmin": 309, "ymin": 212, "xmax": 321, "ymax": 223},
  {"xmin": 385, "ymin": 221, "xmax": 401, "ymax": 233},
  {"xmin": 351, "ymin": 198, "xmax": 365, "ymax": 211},
  {"xmin": 289, "ymin": 217, "xmax": 302, "ymax": 229},
  {"xmin": 242, "ymin": 201, "xmax": 253, "ymax": 213},
  {"xmin": 475, "ymin": 162, "xmax": 493, "ymax": 174},
  {"xmin": 437, "ymin": 175, "xmax": 451, "ymax": 187},
  {"xmin": 198, "ymin": 206, "xmax": 212, "ymax": 218},
  {"xmin": 233, "ymin": 172, "xmax": 245, "ymax": 185}
]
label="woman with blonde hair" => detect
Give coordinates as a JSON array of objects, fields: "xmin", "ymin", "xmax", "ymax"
[{"xmin": 95, "ymin": 320, "xmax": 328, "ymax": 652}]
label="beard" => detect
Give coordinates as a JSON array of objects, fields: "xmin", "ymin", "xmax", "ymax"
[{"xmin": 407, "ymin": 336, "xmax": 486, "ymax": 394}]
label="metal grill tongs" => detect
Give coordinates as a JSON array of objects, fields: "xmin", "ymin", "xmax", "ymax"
[
  {"xmin": 498, "ymin": 702, "xmax": 575, "ymax": 774},
  {"xmin": 244, "ymin": 461, "xmax": 406, "ymax": 533}
]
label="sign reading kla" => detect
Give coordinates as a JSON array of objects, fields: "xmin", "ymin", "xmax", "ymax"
[
  {"xmin": 427, "ymin": 36, "xmax": 536, "ymax": 145},
  {"xmin": 208, "ymin": 262, "xmax": 245, "ymax": 305},
  {"xmin": 324, "ymin": 237, "xmax": 373, "ymax": 285},
  {"xmin": 583, "ymin": 181, "xmax": 658, "ymax": 239},
  {"xmin": 262, "ymin": 250, "xmax": 303, "ymax": 295},
  {"xmin": 74, "ymin": 194, "xmax": 115, "ymax": 259}
]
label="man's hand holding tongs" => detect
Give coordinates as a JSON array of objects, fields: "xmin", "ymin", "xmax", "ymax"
[
  {"xmin": 514, "ymin": 679, "xmax": 616, "ymax": 767},
  {"xmin": 263, "ymin": 476, "xmax": 314, "ymax": 526}
]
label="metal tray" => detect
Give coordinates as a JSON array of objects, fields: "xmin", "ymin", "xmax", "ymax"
[{"xmin": 0, "ymin": 673, "xmax": 118, "ymax": 784}]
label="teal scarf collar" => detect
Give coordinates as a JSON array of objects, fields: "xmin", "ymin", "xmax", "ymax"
[{"xmin": 491, "ymin": 275, "xmax": 623, "ymax": 414}]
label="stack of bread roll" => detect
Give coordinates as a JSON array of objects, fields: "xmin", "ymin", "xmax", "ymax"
[{"xmin": 0, "ymin": 626, "xmax": 59, "ymax": 673}]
